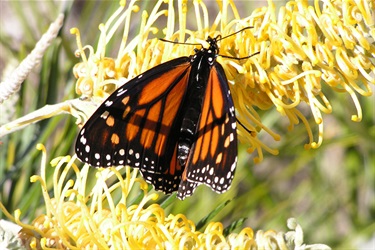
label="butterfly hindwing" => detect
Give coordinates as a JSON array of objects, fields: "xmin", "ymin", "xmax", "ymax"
[
  {"xmin": 76, "ymin": 57, "xmax": 193, "ymax": 193},
  {"xmin": 177, "ymin": 62, "xmax": 237, "ymax": 199}
]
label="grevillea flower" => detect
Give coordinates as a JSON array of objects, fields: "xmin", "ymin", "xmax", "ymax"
[
  {"xmin": 71, "ymin": 0, "xmax": 374, "ymax": 163},
  {"xmin": 0, "ymin": 144, "xmax": 329, "ymax": 249}
]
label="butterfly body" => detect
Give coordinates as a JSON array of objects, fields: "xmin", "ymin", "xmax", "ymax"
[
  {"xmin": 177, "ymin": 39, "xmax": 220, "ymax": 167},
  {"xmin": 76, "ymin": 36, "xmax": 238, "ymax": 200}
]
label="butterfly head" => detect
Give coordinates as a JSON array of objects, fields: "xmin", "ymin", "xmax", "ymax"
[
  {"xmin": 206, "ymin": 36, "xmax": 220, "ymax": 54},
  {"xmin": 191, "ymin": 36, "xmax": 221, "ymax": 66}
]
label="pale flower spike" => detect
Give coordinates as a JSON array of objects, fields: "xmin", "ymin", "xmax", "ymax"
[{"xmin": 0, "ymin": 14, "xmax": 64, "ymax": 104}]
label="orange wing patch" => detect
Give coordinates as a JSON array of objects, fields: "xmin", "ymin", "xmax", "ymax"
[
  {"xmin": 106, "ymin": 115, "xmax": 115, "ymax": 127},
  {"xmin": 210, "ymin": 67, "xmax": 225, "ymax": 117},
  {"xmin": 138, "ymin": 65, "xmax": 190, "ymax": 105},
  {"xmin": 111, "ymin": 133, "xmax": 120, "ymax": 144},
  {"xmin": 140, "ymin": 67, "xmax": 191, "ymax": 156},
  {"xmin": 194, "ymin": 67, "xmax": 226, "ymax": 163},
  {"xmin": 126, "ymin": 108, "xmax": 145, "ymax": 140}
]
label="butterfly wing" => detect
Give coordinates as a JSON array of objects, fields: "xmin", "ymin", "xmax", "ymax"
[
  {"xmin": 177, "ymin": 62, "xmax": 238, "ymax": 199},
  {"xmin": 76, "ymin": 57, "xmax": 193, "ymax": 194}
]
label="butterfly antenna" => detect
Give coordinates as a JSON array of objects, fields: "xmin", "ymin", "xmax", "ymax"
[
  {"xmin": 218, "ymin": 26, "xmax": 254, "ymax": 41},
  {"xmin": 159, "ymin": 38, "xmax": 201, "ymax": 46},
  {"xmin": 220, "ymin": 51, "xmax": 260, "ymax": 60},
  {"xmin": 216, "ymin": 27, "xmax": 259, "ymax": 60}
]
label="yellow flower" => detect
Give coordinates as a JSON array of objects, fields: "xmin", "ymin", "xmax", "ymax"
[
  {"xmin": 0, "ymin": 144, "xmax": 330, "ymax": 249},
  {"xmin": 71, "ymin": 0, "xmax": 374, "ymax": 164}
]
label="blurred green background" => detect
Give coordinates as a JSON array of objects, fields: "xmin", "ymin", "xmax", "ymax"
[{"xmin": 0, "ymin": 1, "xmax": 374, "ymax": 249}]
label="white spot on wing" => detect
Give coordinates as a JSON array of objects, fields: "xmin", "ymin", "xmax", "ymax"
[
  {"xmin": 100, "ymin": 111, "xmax": 109, "ymax": 119},
  {"xmin": 80, "ymin": 136, "xmax": 87, "ymax": 145},
  {"xmin": 230, "ymin": 133, "xmax": 234, "ymax": 142},
  {"xmin": 116, "ymin": 88, "xmax": 127, "ymax": 96},
  {"xmin": 105, "ymin": 100, "xmax": 113, "ymax": 106}
]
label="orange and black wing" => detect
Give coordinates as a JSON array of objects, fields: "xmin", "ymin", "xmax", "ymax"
[
  {"xmin": 75, "ymin": 57, "xmax": 192, "ymax": 194},
  {"xmin": 177, "ymin": 62, "xmax": 238, "ymax": 199}
]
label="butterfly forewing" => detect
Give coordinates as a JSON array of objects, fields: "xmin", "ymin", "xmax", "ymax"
[
  {"xmin": 76, "ymin": 57, "xmax": 193, "ymax": 193},
  {"xmin": 177, "ymin": 63, "xmax": 237, "ymax": 199}
]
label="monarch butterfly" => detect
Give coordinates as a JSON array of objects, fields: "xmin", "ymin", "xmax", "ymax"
[{"xmin": 75, "ymin": 28, "xmax": 256, "ymax": 200}]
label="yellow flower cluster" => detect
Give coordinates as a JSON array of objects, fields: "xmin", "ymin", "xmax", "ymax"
[
  {"xmin": 238, "ymin": 0, "xmax": 374, "ymax": 152},
  {"xmin": 0, "ymin": 145, "xmax": 328, "ymax": 249},
  {"xmin": 72, "ymin": 0, "xmax": 374, "ymax": 164}
]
